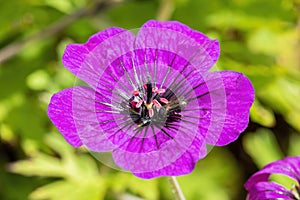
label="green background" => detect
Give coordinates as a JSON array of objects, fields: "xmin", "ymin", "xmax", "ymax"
[{"xmin": 1, "ymin": 0, "xmax": 300, "ymax": 199}]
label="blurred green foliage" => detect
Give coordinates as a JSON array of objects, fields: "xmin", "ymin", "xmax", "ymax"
[{"xmin": 0, "ymin": 0, "xmax": 300, "ymax": 199}]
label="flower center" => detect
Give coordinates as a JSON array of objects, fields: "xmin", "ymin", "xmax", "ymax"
[{"xmin": 128, "ymin": 82, "xmax": 182, "ymax": 128}]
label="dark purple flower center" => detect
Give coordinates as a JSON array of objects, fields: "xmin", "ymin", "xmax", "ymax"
[{"xmin": 127, "ymin": 82, "xmax": 182, "ymax": 129}]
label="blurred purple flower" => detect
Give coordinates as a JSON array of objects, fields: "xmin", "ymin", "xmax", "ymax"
[
  {"xmin": 47, "ymin": 20, "xmax": 254, "ymax": 179},
  {"xmin": 245, "ymin": 156, "xmax": 300, "ymax": 200}
]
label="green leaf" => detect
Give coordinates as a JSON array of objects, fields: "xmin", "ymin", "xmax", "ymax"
[
  {"xmin": 9, "ymin": 152, "xmax": 64, "ymax": 177},
  {"xmin": 106, "ymin": 1, "xmax": 157, "ymax": 28},
  {"xmin": 175, "ymin": 148, "xmax": 242, "ymax": 200},
  {"xmin": 9, "ymin": 133, "xmax": 106, "ymax": 200},
  {"xmin": 109, "ymin": 173, "xmax": 159, "ymax": 200},
  {"xmin": 288, "ymin": 134, "xmax": 300, "ymax": 156},
  {"xmin": 247, "ymin": 28, "xmax": 280, "ymax": 56},
  {"xmin": 259, "ymin": 77, "xmax": 300, "ymax": 131},
  {"xmin": 26, "ymin": 70, "xmax": 51, "ymax": 91},
  {"xmin": 250, "ymin": 99, "xmax": 275, "ymax": 127},
  {"xmin": 243, "ymin": 129, "xmax": 283, "ymax": 168},
  {"xmin": 29, "ymin": 180, "xmax": 104, "ymax": 200},
  {"xmin": 6, "ymin": 98, "xmax": 47, "ymax": 142},
  {"xmin": 33, "ymin": 0, "xmax": 86, "ymax": 14},
  {"xmin": 206, "ymin": 10, "xmax": 284, "ymax": 31}
]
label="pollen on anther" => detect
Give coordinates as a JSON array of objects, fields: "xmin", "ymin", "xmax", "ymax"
[
  {"xmin": 130, "ymin": 100, "xmax": 137, "ymax": 107},
  {"xmin": 148, "ymin": 108, "xmax": 154, "ymax": 117},
  {"xmin": 152, "ymin": 87, "xmax": 158, "ymax": 93},
  {"xmin": 136, "ymin": 100, "xmax": 143, "ymax": 108},
  {"xmin": 131, "ymin": 90, "xmax": 140, "ymax": 96},
  {"xmin": 153, "ymin": 99, "xmax": 161, "ymax": 108},
  {"xmin": 160, "ymin": 98, "xmax": 169, "ymax": 104},
  {"xmin": 156, "ymin": 89, "xmax": 166, "ymax": 94}
]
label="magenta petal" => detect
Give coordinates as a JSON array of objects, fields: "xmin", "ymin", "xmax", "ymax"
[
  {"xmin": 133, "ymin": 138, "xmax": 207, "ymax": 179},
  {"xmin": 71, "ymin": 86, "xmax": 116, "ymax": 152},
  {"xmin": 112, "ymin": 129, "xmax": 205, "ymax": 175},
  {"xmin": 245, "ymin": 157, "xmax": 300, "ymax": 200},
  {"xmin": 62, "ymin": 28, "xmax": 135, "ymax": 88},
  {"xmin": 245, "ymin": 156, "xmax": 300, "ymax": 190},
  {"xmin": 204, "ymin": 71, "xmax": 254, "ymax": 146},
  {"xmin": 133, "ymin": 154, "xmax": 198, "ymax": 179},
  {"xmin": 113, "ymin": 135, "xmax": 206, "ymax": 178},
  {"xmin": 47, "ymin": 88, "xmax": 82, "ymax": 147},
  {"xmin": 141, "ymin": 20, "xmax": 220, "ymax": 65},
  {"xmin": 135, "ymin": 24, "xmax": 214, "ymax": 72},
  {"xmin": 247, "ymin": 181, "xmax": 296, "ymax": 200},
  {"xmin": 63, "ymin": 27, "xmax": 125, "ymax": 74},
  {"xmin": 47, "ymin": 86, "xmax": 116, "ymax": 151}
]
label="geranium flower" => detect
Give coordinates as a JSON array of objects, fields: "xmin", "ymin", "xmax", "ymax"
[
  {"xmin": 245, "ymin": 156, "xmax": 300, "ymax": 200},
  {"xmin": 47, "ymin": 20, "xmax": 254, "ymax": 179}
]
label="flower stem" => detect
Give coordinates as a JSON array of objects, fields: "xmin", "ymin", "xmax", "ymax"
[{"xmin": 168, "ymin": 176, "xmax": 186, "ymax": 200}]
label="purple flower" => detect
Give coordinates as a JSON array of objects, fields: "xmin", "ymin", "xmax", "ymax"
[
  {"xmin": 245, "ymin": 156, "xmax": 300, "ymax": 200},
  {"xmin": 47, "ymin": 20, "xmax": 254, "ymax": 179}
]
